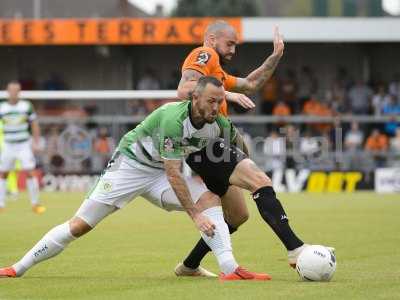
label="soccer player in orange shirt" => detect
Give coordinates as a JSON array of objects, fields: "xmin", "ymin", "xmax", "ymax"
[{"xmin": 175, "ymin": 20, "xmax": 288, "ymax": 277}]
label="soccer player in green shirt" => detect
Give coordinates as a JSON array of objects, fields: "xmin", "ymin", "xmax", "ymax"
[{"xmin": 0, "ymin": 76, "xmax": 270, "ymax": 281}]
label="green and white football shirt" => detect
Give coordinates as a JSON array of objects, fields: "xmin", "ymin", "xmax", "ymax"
[
  {"xmin": 0, "ymin": 100, "xmax": 36, "ymax": 143},
  {"xmin": 118, "ymin": 101, "xmax": 237, "ymax": 169}
]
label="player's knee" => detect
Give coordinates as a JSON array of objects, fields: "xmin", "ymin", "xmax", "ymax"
[
  {"xmin": 68, "ymin": 217, "xmax": 93, "ymax": 238},
  {"xmin": 195, "ymin": 191, "xmax": 221, "ymax": 212},
  {"xmin": 251, "ymin": 172, "xmax": 272, "ymax": 192}
]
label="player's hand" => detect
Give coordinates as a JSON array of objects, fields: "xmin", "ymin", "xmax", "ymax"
[
  {"xmin": 225, "ymin": 91, "xmax": 255, "ymax": 110},
  {"xmin": 193, "ymin": 213, "xmax": 216, "ymax": 237},
  {"xmin": 273, "ymin": 25, "xmax": 284, "ymax": 57}
]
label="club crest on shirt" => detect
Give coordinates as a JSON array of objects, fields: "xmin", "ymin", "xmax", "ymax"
[
  {"xmin": 196, "ymin": 51, "xmax": 210, "ymax": 65},
  {"xmin": 164, "ymin": 137, "xmax": 174, "ymax": 152}
]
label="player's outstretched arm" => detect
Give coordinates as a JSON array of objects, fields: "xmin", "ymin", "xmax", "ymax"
[
  {"xmin": 164, "ymin": 159, "xmax": 215, "ymax": 237},
  {"xmin": 233, "ymin": 26, "xmax": 284, "ymax": 95}
]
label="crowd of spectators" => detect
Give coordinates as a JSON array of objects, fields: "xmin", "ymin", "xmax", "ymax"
[
  {"xmin": 257, "ymin": 67, "xmax": 400, "ymax": 170},
  {"xmin": 261, "ymin": 124, "xmax": 400, "ymax": 171},
  {"xmin": 35, "ymin": 125, "xmax": 115, "ymax": 174},
  {"xmin": 11, "ymin": 66, "xmax": 400, "ymax": 172}
]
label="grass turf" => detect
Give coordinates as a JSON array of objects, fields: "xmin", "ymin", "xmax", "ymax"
[{"xmin": 0, "ymin": 192, "xmax": 399, "ymax": 300}]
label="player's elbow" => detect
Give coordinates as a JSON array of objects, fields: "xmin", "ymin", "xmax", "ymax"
[{"xmin": 242, "ymin": 79, "xmax": 258, "ymax": 95}]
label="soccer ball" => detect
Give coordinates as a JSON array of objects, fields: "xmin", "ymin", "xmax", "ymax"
[{"xmin": 296, "ymin": 245, "xmax": 336, "ymax": 282}]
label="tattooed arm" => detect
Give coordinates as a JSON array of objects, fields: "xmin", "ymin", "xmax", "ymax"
[
  {"xmin": 164, "ymin": 159, "xmax": 215, "ymax": 237},
  {"xmin": 232, "ymin": 26, "xmax": 284, "ymax": 95},
  {"xmin": 177, "ymin": 69, "xmax": 203, "ymax": 100}
]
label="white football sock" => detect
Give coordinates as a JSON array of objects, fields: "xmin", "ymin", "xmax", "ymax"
[
  {"xmin": 26, "ymin": 177, "xmax": 39, "ymax": 206},
  {"xmin": 13, "ymin": 222, "xmax": 76, "ymax": 276},
  {"xmin": 0, "ymin": 178, "xmax": 6, "ymax": 208},
  {"xmin": 200, "ymin": 206, "xmax": 238, "ymax": 274}
]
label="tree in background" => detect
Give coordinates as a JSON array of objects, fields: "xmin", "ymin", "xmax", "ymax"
[{"xmin": 172, "ymin": 0, "xmax": 260, "ymax": 16}]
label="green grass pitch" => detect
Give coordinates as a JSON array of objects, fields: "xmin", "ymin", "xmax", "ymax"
[{"xmin": 0, "ymin": 192, "xmax": 399, "ymax": 300}]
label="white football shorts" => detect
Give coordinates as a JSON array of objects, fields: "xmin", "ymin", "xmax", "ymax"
[
  {"xmin": 85, "ymin": 152, "xmax": 208, "ymax": 211},
  {"xmin": 0, "ymin": 141, "xmax": 36, "ymax": 172}
]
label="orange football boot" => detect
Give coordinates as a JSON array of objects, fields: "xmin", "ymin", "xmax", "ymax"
[
  {"xmin": 219, "ymin": 266, "xmax": 272, "ymax": 282},
  {"xmin": 0, "ymin": 267, "xmax": 17, "ymax": 278}
]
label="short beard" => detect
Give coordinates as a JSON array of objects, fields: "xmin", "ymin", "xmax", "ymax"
[{"xmin": 216, "ymin": 47, "xmax": 229, "ymax": 66}]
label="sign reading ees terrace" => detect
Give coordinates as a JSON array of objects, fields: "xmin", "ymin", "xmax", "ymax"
[{"xmin": 0, "ymin": 18, "xmax": 242, "ymax": 45}]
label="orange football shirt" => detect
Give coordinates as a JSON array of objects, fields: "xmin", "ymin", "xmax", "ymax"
[{"xmin": 182, "ymin": 46, "xmax": 237, "ymax": 116}]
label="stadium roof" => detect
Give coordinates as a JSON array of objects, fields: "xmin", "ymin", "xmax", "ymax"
[{"xmin": 0, "ymin": 0, "xmax": 149, "ymax": 18}]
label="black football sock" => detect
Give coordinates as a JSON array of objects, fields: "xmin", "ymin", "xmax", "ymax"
[
  {"xmin": 253, "ymin": 186, "xmax": 303, "ymax": 251},
  {"xmin": 183, "ymin": 220, "xmax": 237, "ymax": 269}
]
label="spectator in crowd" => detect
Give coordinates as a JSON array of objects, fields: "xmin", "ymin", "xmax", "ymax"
[
  {"xmin": 129, "ymin": 100, "xmax": 148, "ymax": 115},
  {"xmin": 327, "ymin": 82, "xmax": 347, "ymax": 114},
  {"xmin": 389, "ymin": 73, "xmax": 400, "ymax": 99},
  {"xmin": 315, "ymin": 99, "xmax": 334, "ymax": 134},
  {"xmin": 382, "ymin": 94, "xmax": 400, "ymax": 136},
  {"xmin": 348, "ymin": 80, "xmax": 373, "ymax": 115},
  {"xmin": 272, "ymin": 100, "xmax": 291, "ymax": 128},
  {"xmin": 273, "ymin": 100, "xmax": 291, "ymax": 116},
  {"xmin": 92, "ymin": 127, "xmax": 115, "ymax": 172},
  {"xmin": 299, "ymin": 130, "xmax": 320, "ymax": 168},
  {"xmin": 263, "ymin": 130, "xmax": 286, "ymax": 171},
  {"xmin": 372, "ymin": 84, "xmax": 391, "ymax": 116},
  {"xmin": 45, "ymin": 127, "xmax": 64, "ymax": 173},
  {"xmin": 303, "ymin": 94, "xmax": 333, "ymax": 134},
  {"xmin": 137, "ymin": 68, "xmax": 161, "ymax": 113},
  {"xmin": 261, "ymin": 75, "xmax": 279, "ymax": 115},
  {"xmin": 303, "ymin": 94, "xmax": 321, "ymax": 115},
  {"xmin": 280, "ymin": 69, "xmax": 298, "ymax": 113},
  {"xmin": 335, "ymin": 67, "xmax": 353, "ymax": 90},
  {"xmin": 364, "ymin": 129, "xmax": 389, "ymax": 167},
  {"xmin": 298, "ymin": 66, "xmax": 318, "ymax": 107},
  {"xmin": 390, "ymin": 127, "xmax": 400, "ymax": 153},
  {"xmin": 343, "ymin": 121, "xmax": 365, "ymax": 169},
  {"xmin": 345, "ymin": 121, "xmax": 364, "ymax": 150},
  {"xmin": 137, "ymin": 68, "xmax": 161, "ymax": 90},
  {"xmin": 390, "ymin": 128, "xmax": 400, "ymax": 167}
]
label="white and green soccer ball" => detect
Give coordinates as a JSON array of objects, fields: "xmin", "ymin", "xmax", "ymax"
[{"xmin": 296, "ymin": 245, "xmax": 336, "ymax": 282}]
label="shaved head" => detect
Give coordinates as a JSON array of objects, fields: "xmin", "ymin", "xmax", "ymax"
[
  {"xmin": 204, "ymin": 20, "xmax": 238, "ymax": 63},
  {"xmin": 205, "ymin": 20, "xmax": 236, "ymax": 39}
]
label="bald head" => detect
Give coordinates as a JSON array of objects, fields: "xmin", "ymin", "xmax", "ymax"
[
  {"xmin": 204, "ymin": 20, "xmax": 238, "ymax": 63},
  {"xmin": 205, "ymin": 20, "xmax": 236, "ymax": 39}
]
